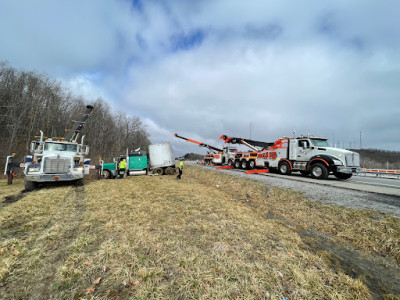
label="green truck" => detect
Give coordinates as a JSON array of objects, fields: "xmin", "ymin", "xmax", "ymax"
[{"xmin": 102, "ymin": 150, "xmax": 148, "ymax": 179}]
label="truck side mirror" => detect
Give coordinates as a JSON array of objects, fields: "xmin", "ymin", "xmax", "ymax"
[
  {"xmin": 302, "ymin": 141, "xmax": 307, "ymax": 149},
  {"xmin": 85, "ymin": 146, "xmax": 89, "ymax": 155},
  {"xmin": 30, "ymin": 142, "xmax": 36, "ymax": 153}
]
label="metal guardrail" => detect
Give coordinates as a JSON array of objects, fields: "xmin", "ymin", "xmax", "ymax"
[{"xmin": 356, "ymin": 169, "xmax": 400, "ymax": 179}]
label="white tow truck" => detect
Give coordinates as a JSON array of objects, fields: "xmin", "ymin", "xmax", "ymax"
[
  {"xmin": 223, "ymin": 134, "xmax": 361, "ymax": 180},
  {"xmin": 23, "ymin": 105, "xmax": 94, "ymax": 190}
]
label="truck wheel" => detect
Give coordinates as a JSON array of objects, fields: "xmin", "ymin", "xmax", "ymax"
[
  {"xmin": 103, "ymin": 170, "xmax": 111, "ymax": 179},
  {"xmin": 234, "ymin": 160, "xmax": 241, "ymax": 169},
  {"xmin": 228, "ymin": 160, "xmax": 233, "ymax": 167},
  {"xmin": 154, "ymin": 168, "xmax": 164, "ymax": 175},
  {"xmin": 241, "ymin": 160, "xmax": 248, "ymax": 170},
  {"xmin": 249, "ymin": 160, "xmax": 255, "ymax": 170},
  {"xmin": 24, "ymin": 180, "xmax": 37, "ymax": 192},
  {"xmin": 310, "ymin": 163, "xmax": 328, "ymax": 179},
  {"xmin": 165, "ymin": 167, "xmax": 175, "ymax": 175},
  {"xmin": 278, "ymin": 161, "xmax": 291, "ymax": 175},
  {"xmin": 334, "ymin": 173, "xmax": 352, "ymax": 180}
]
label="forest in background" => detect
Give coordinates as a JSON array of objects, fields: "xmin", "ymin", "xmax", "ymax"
[
  {"xmin": 0, "ymin": 62, "xmax": 150, "ymax": 169},
  {"xmin": 353, "ymin": 149, "xmax": 400, "ymax": 170}
]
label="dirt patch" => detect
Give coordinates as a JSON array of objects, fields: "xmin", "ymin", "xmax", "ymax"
[
  {"xmin": 299, "ymin": 229, "xmax": 400, "ymax": 299},
  {"xmin": 2, "ymin": 193, "xmax": 26, "ymax": 204}
]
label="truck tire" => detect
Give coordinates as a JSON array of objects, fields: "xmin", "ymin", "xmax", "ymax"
[
  {"xmin": 234, "ymin": 160, "xmax": 241, "ymax": 169},
  {"xmin": 103, "ymin": 169, "xmax": 111, "ymax": 179},
  {"xmin": 228, "ymin": 160, "xmax": 233, "ymax": 167},
  {"xmin": 165, "ymin": 167, "xmax": 175, "ymax": 175},
  {"xmin": 154, "ymin": 168, "xmax": 164, "ymax": 175},
  {"xmin": 249, "ymin": 160, "xmax": 255, "ymax": 170},
  {"xmin": 310, "ymin": 163, "xmax": 328, "ymax": 179},
  {"xmin": 278, "ymin": 161, "xmax": 291, "ymax": 175},
  {"xmin": 24, "ymin": 180, "xmax": 37, "ymax": 192},
  {"xmin": 334, "ymin": 173, "xmax": 352, "ymax": 180},
  {"xmin": 241, "ymin": 160, "xmax": 248, "ymax": 170}
]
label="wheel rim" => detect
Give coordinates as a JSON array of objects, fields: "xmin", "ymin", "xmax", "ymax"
[
  {"xmin": 312, "ymin": 166, "xmax": 323, "ymax": 177},
  {"xmin": 242, "ymin": 161, "xmax": 247, "ymax": 168},
  {"xmin": 280, "ymin": 164, "xmax": 287, "ymax": 173},
  {"xmin": 235, "ymin": 162, "xmax": 240, "ymax": 168},
  {"xmin": 103, "ymin": 171, "xmax": 109, "ymax": 179},
  {"xmin": 249, "ymin": 161, "xmax": 255, "ymax": 168}
]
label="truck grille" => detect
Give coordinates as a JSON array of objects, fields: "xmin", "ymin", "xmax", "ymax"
[
  {"xmin": 345, "ymin": 153, "xmax": 360, "ymax": 167},
  {"xmin": 44, "ymin": 157, "xmax": 70, "ymax": 174}
]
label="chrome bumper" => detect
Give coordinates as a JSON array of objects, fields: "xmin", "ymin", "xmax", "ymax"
[{"xmin": 25, "ymin": 173, "xmax": 83, "ymax": 182}]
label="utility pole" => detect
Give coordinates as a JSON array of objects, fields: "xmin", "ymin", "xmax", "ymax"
[{"xmin": 360, "ymin": 131, "xmax": 362, "ymax": 149}]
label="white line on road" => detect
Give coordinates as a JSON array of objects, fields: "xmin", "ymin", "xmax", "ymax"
[{"xmin": 349, "ymin": 180, "xmax": 400, "ymax": 189}]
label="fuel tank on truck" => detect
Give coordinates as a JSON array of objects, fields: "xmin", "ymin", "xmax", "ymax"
[{"xmin": 149, "ymin": 143, "xmax": 176, "ymax": 168}]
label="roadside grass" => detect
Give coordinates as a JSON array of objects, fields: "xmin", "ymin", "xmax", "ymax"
[
  {"xmin": 0, "ymin": 178, "xmax": 24, "ymax": 199},
  {"xmin": 0, "ymin": 166, "xmax": 397, "ymax": 299},
  {"xmin": 0, "ymin": 183, "xmax": 72, "ymax": 284},
  {"xmin": 192, "ymin": 167, "xmax": 400, "ymax": 265}
]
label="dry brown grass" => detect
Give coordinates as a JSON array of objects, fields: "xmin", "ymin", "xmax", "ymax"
[
  {"xmin": 192, "ymin": 167, "xmax": 400, "ymax": 265},
  {"xmin": 0, "ymin": 167, "xmax": 398, "ymax": 299}
]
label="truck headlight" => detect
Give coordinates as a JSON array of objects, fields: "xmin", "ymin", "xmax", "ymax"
[
  {"xmin": 333, "ymin": 159, "xmax": 343, "ymax": 166},
  {"xmin": 27, "ymin": 164, "xmax": 40, "ymax": 173},
  {"xmin": 74, "ymin": 164, "xmax": 84, "ymax": 172}
]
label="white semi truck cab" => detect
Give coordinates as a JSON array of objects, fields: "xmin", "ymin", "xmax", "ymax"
[
  {"xmin": 284, "ymin": 136, "xmax": 361, "ymax": 179},
  {"xmin": 23, "ymin": 105, "xmax": 94, "ymax": 190},
  {"xmin": 223, "ymin": 134, "xmax": 361, "ymax": 180},
  {"xmin": 262, "ymin": 135, "xmax": 361, "ymax": 179},
  {"xmin": 24, "ymin": 132, "xmax": 90, "ymax": 190}
]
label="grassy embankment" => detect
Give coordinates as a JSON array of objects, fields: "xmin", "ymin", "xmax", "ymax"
[{"xmin": 0, "ymin": 166, "xmax": 399, "ymax": 299}]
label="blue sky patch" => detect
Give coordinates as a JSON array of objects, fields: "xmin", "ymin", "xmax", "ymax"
[{"xmin": 170, "ymin": 30, "xmax": 205, "ymax": 52}]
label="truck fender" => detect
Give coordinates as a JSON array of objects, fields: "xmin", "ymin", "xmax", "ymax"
[
  {"xmin": 307, "ymin": 155, "xmax": 334, "ymax": 171},
  {"xmin": 279, "ymin": 159, "xmax": 292, "ymax": 170}
]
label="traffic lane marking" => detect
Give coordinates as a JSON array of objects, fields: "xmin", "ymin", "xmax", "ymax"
[{"xmin": 349, "ymin": 180, "xmax": 400, "ymax": 189}]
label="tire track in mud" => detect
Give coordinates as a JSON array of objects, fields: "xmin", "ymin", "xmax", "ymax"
[
  {"xmin": 0, "ymin": 186, "xmax": 87, "ymax": 300},
  {"xmin": 0, "ymin": 191, "xmax": 29, "ymax": 210}
]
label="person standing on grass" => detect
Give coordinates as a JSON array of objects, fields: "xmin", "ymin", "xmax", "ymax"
[
  {"xmin": 177, "ymin": 159, "xmax": 184, "ymax": 180},
  {"xmin": 118, "ymin": 159, "xmax": 127, "ymax": 179}
]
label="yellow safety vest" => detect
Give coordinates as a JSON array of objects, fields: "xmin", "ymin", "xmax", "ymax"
[
  {"xmin": 179, "ymin": 161, "xmax": 184, "ymax": 169},
  {"xmin": 119, "ymin": 160, "xmax": 127, "ymax": 169}
]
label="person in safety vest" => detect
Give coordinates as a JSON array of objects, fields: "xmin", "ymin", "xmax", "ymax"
[
  {"xmin": 176, "ymin": 159, "xmax": 184, "ymax": 180},
  {"xmin": 118, "ymin": 159, "xmax": 127, "ymax": 179}
]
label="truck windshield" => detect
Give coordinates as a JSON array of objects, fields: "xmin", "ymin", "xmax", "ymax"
[
  {"xmin": 310, "ymin": 139, "xmax": 329, "ymax": 147},
  {"xmin": 44, "ymin": 142, "xmax": 77, "ymax": 152}
]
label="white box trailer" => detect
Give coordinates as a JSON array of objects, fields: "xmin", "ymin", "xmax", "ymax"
[{"xmin": 149, "ymin": 143, "xmax": 176, "ymax": 175}]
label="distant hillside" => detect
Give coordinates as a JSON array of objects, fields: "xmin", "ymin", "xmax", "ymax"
[{"xmin": 353, "ymin": 149, "xmax": 400, "ymax": 169}]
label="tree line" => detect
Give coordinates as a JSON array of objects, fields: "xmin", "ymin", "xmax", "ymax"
[
  {"xmin": 353, "ymin": 149, "xmax": 400, "ymax": 170},
  {"xmin": 0, "ymin": 62, "xmax": 150, "ymax": 169}
]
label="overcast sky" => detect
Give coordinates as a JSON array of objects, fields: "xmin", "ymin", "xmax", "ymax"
[{"xmin": 1, "ymin": 0, "xmax": 399, "ymax": 156}]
